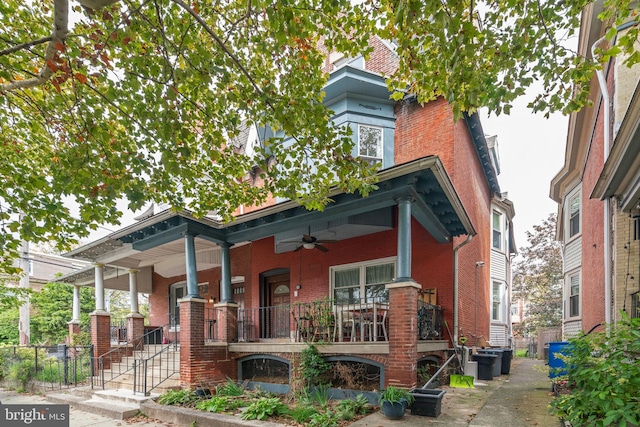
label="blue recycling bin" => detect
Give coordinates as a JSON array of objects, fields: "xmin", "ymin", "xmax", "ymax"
[{"xmin": 548, "ymin": 341, "xmax": 571, "ymax": 378}]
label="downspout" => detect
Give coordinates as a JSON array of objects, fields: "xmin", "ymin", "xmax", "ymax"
[
  {"xmin": 591, "ymin": 35, "xmax": 613, "ymax": 327},
  {"xmin": 453, "ymin": 234, "xmax": 473, "ymax": 344}
]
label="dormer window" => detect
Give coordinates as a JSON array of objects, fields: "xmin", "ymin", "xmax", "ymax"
[{"xmin": 358, "ymin": 124, "xmax": 383, "ymax": 165}]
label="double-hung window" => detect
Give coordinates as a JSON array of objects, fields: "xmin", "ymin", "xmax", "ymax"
[
  {"xmin": 358, "ymin": 125, "xmax": 383, "ymax": 166},
  {"xmin": 492, "ymin": 282, "xmax": 503, "ymax": 322},
  {"xmin": 568, "ymin": 191, "xmax": 581, "ymax": 238},
  {"xmin": 568, "ymin": 272, "xmax": 580, "ymax": 318},
  {"xmin": 492, "ymin": 211, "xmax": 502, "ymax": 250},
  {"xmin": 332, "ymin": 259, "xmax": 395, "ymax": 304}
]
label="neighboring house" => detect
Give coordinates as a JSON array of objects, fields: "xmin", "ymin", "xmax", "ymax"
[
  {"xmin": 550, "ymin": 0, "xmax": 640, "ymax": 338},
  {"xmin": 9, "ymin": 251, "xmax": 87, "ymax": 292},
  {"xmin": 57, "ymin": 37, "xmax": 515, "ymax": 393}
]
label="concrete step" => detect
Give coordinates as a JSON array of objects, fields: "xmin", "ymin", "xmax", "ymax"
[
  {"xmin": 46, "ymin": 389, "xmax": 144, "ymax": 420},
  {"xmin": 99, "ymin": 374, "xmax": 181, "ymax": 393}
]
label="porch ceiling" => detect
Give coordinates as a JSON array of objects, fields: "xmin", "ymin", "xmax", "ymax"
[{"xmin": 57, "ymin": 156, "xmax": 474, "ymax": 286}]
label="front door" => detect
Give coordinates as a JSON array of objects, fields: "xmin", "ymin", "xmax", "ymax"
[
  {"xmin": 266, "ymin": 273, "xmax": 290, "ymax": 339},
  {"xmin": 169, "ymin": 282, "xmax": 186, "ymax": 329}
]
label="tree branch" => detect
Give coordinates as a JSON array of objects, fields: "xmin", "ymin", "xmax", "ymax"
[
  {"xmin": 0, "ymin": 0, "xmax": 69, "ymax": 92},
  {"xmin": 0, "ymin": 36, "xmax": 53, "ymax": 57}
]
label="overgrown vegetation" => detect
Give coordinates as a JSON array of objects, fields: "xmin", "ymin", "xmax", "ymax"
[
  {"xmin": 156, "ymin": 380, "xmax": 373, "ymax": 426},
  {"xmin": 299, "ymin": 344, "xmax": 330, "ymax": 388},
  {"xmin": 550, "ymin": 314, "xmax": 640, "ymax": 426}
]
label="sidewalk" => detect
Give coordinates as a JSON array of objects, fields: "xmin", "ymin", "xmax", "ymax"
[
  {"xmin": 0, "ymin": 357, "xmax": 560, "ymax": 427},
  {"xmin": 350, "ymin": 357, "xmax": 561, "ymax": 427}
]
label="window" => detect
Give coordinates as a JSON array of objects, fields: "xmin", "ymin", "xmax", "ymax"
[
  {"xmin": 492, "ymin": 211, "xmax": 502, "ymax": 250},
  {"xmin": 358, "ymin": 125, "xmax": 383, "ymax": 166},
  {"xmin": 568, "ymin": 273, "xmax": 580, "ymax": 318},
  {"xmin": 492, "ymin": 282, "xmax": 503, "ymax": 322},
  {"xmin": 332, "ymin": 259, "xmax": 395, "ymax": 304},
  {"xmin": 569, "ymin": 192, "xmax": 581, "ymax": 238}
]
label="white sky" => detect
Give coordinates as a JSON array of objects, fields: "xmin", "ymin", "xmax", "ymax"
[{"xmin": 482, "ymin": 100, "xmax": 568, "ymax": 252}]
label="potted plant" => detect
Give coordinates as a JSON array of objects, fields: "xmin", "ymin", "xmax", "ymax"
[{"xmin": 378, "ymin": 386, "xmax": 414, "ymax": 420}]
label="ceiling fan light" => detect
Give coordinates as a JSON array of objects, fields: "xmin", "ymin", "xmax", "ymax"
[{"xmin": 303, "ymin": 242, "xmax": 315, "ymax": 250}]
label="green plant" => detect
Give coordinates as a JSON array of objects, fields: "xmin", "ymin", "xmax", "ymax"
[
  {"xmin": 308, "ymin": 410, "xmax": 340, "ymax": 427},
  {"xmin": 288, "ymin": 404, "xmax": 318, "ymax": 423},
  {"xmin": 310, "ymin": 384, "xmax": 331, "ymax": 407},
  {"xmin": 300, "ymin": 344, "xmax": 330, "ymax": 387},
  {"xmin": 240, "ymin": 397, "xmax": 289, "ymax": 421},
  {"xmin": 195, "ymin": 396, "xmax": 242, "ymax": 413},
  {"xmin": 157, "ymin": 389, "xmax": 199, "ymax": 406},
  {"xmin": 337, "ymin": 394, "xmax": 370, "ymax": 416},
  {"xmin": 215, "ymin": 378, "xmax": 244, "ymax": 397},
  {"xmin": 550, "ymin": 314, "xmax": 640, "ymax": 426},
  {"xmin": 378, "ymin": 386, "xmax": 414, "ymax": 405}
]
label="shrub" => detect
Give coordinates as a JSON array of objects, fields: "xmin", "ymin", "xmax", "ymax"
[
  {"xmin": 550, "ymin": 314, "xmax": 640, "ymax": 426},
  {"xmin": 300, "ymin": 344, "xmax": 330, "ymax": 387},
  {"xmin": 240, "ymin": 397, "xmax": 289, "ymax": 420},
  {"xmin": 157, "ymin": 389, "xmax": 199, "ymax": 406},
  {"xmin": 308, "ymin": 410, "xmax": 340, "ymax": 427},
  {"xmin": 195, "ymin": 396, "xmax": 242, "ymax": 413},
  {"xmin": 215, "ymin": 378, "xmax": 244, "ymax": 396}
]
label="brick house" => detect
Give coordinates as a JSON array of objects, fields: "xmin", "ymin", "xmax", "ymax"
[
  {"xmin": 57, "ymin": 37, "xmax": 514, "ymax": 394},
  {"xmin": 550, "ymin": 0, "xmax": 640, "ymax": 337}
]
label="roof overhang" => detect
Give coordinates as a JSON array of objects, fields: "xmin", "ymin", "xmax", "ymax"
[
  {"xmin": 464, "ymin": 112, "xmax": 501, "ymax": 196},
  {"xmin": 592, "ymin": 79, "xmax": 640, "ymax": 211},
  {"xmin": 57, "ymin": 156, "xmax": 474, "ymax": 286}
]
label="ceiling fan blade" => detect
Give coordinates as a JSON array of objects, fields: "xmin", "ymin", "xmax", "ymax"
[
  {"xmin": 293, "ymin": 245, "xmax": 304, "ymax": 252},
  {"xmin": 316, "ymin": 239, "xmax": 338, "ymax": 244},
  {"xmin": 315, "ymin": 244, "xmax": 329, "ymax": 252}
]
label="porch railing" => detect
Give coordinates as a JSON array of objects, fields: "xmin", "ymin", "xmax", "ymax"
[
  {"xmin": 110, "ymin": 317, "xmax": 128, "ymax": 344},
  {"xmin": 417, "ymin": 300, "xmax": 443, "ymax": 340},
  {"xmin": 204, "ymin": 308, "xmax": 221, "ymax": 342},
  {"xmin": 237, "ymin": 297, "xmax": 391, "ymax": 343}
]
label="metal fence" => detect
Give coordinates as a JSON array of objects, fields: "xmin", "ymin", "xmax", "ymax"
[{"xmin": 0, "ymin": 345, "xmax": 93, "ymax": 392}]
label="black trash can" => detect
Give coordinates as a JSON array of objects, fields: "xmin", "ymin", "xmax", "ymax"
[
  {"xmin": 472, "ymin": 354, "xmax": 497, "ymax": 380},
  {"xmin": 478, "ymin": 349, "xmax": 503, "ymax": 377},
  {"xmin": 500, "ymin": 349, "xmax": 513, "ymax": 374}
]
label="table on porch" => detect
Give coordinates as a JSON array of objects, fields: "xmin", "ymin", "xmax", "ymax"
[{"xmin": 336, "ymin": 302, "xmax": 389, "ymax": 342}]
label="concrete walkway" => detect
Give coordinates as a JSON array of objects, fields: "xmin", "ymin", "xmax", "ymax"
[
  {"xmin": 350, "ymin": 357, "xmax": 562, "ymax": 427},
  {"xmin": 0, "ymin": 389, "xmax": 170, "ymax": 427},
  {"xmin": 0, "ymin": 357, "xmax": 561, "ymax": 427}
]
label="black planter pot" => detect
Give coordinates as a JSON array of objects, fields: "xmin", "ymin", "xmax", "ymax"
[{"xmin": 381, "ymin": 399, "xmax": 407, "ymax": 420}]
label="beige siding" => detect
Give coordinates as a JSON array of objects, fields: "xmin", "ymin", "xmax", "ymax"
[
  {"xmin": 563, "ymin": 319, "xmax": 582, "ymax": 338},
  {"xmin": 564, "ymin": 237, "xmax": 582, "ymax": 273}
]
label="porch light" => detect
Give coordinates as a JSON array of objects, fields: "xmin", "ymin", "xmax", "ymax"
[{"xmin": 303, "ymin": 242, "xmax": 315, "ymax": 250}]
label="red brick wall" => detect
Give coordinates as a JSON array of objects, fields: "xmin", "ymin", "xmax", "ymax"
[
  {"xmin": 392, "ymin": 96, "xmax": 493, "ymax": 343},
  {"xmin": 580, "ymin": 95, "xmax": 607, "ymax": 331}
]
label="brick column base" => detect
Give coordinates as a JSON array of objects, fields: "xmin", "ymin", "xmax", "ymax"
[
  {"xmin": 179, "ymin": 297, "xmax": 236, "ymax": 388},
  {"xmin": 68, "ymin": 321, "xmax": 80, "ymax": 345},
  {"xmin": 91, "ymin": 311, "xmax": 112, "ymax": 370},
  {"xmin": 214, "ymin": 302, "xmax": 239, "ymax": 343},
  {"xmin": 385, "ymin": 280, "xmax": 420, "ymax": 389},
  {"xmin": 127, "ymin": 313, "xmax": 145, "ymax": 350}
]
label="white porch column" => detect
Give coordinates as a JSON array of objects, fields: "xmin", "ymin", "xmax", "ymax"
[
  {"xmin": 129, "ymin": 269, "xmax": 140, "ymax": 314},
  {"xmin": 72, "ymin": 284, "xmax": 81, "ymax": 322},
  {"xmin": 94, "ymin": 263, "xmax": 106, "ymax": 312}
]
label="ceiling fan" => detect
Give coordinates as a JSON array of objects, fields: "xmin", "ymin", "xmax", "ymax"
[{"xmin": 283, "ymin": 227, "xmax": 337, "ymax": 252}]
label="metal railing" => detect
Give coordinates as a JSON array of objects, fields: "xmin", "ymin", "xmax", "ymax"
[
  {"xmin": 93, "ymin": 324, "xmax": 178, "ymax": 392},
  {"xmin": 237, "ymin": 297, "xmax": 391, "ymax": 343},
  {"xmin": 0, "ymin": 345, "xmax": 93, "ymax": 392},
  {"xmin": 110, "ymin": 317, "xmax": 128, "ymax": 345},
  {"xmin": 132, "ymin": 340, "xmax": 180, "ymax": 396},
  {"xmin": 417, "ymin": 301, "xmax": 444, "ymax": 340},
  {"xmin": 204, "ymin": 308, "xmax": 221, "ymax": 342}
]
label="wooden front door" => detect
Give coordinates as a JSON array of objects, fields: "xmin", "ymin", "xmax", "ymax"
[{"xmin": 266, "ymin": 273, "xmax": 290, "ymax": 339}]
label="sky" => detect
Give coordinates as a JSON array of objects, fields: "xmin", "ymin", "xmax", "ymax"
[{"xmin": 482, "ymin": 99, "xmax": 569, "ymax": 252}]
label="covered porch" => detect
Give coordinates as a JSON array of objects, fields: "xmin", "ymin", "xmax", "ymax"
[{"xmin": 58, "ymin": 156, "xmax": 475, "ymax": 391}]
